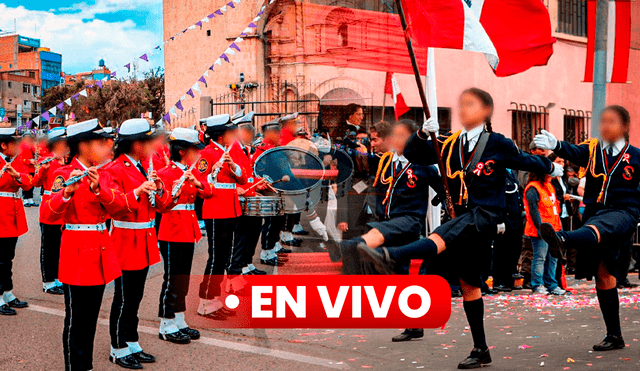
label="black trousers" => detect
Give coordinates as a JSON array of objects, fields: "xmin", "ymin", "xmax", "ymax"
[
  {"xmin": 22, "ymin": 174, "xmax": 35, "ymax": 199},
  {"xmin": 109, "ymin": 267, "xmax": 149, "ymax": 349},
  {"xmin": 261, "ymin": 216, "xmax": 284, "ymax": 251},
  {"xmin": 40, "ymin": 223, "xmax": 62, "ymax": 283},
  {"xmin": 0, "ymin": 237, "xmax": 18, "ymax": 295},
  {"xmin": 283, "ymin": 213, "xmax": 300, "ymax": 232},
  {"xmin": 199, "ymin": 218, "xmax": 236, "ymax": 299},
  {"xmin": 229, "ymin": 216, "xmax": 263, "ymax": 275},
  {"xmin": 63, "ymin": 284, "xmax": 105, "ymax": 371},
  {"xmin": 492, "ymin": 227, "xmax": 523, "ymax": 287},
  {"xmin": 158, "ymin": 241, "xmax": 195, "ymax": 318}
]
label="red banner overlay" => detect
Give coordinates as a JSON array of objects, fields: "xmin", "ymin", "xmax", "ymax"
[{"xmin": 186, "ymin": 275, "xmax": 451, "ymax": 328}]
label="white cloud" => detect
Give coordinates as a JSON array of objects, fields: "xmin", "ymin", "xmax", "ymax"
[
  {"xmin": 0, "ymin": 4, "xmax": 163, "ymax": 74},
  {"xmin": 58, "ymin": 0, "xmax": 162, "ymax": 19}
]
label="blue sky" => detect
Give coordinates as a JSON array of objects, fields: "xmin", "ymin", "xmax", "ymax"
[{"xmin": 0, "ymin": 0, "xmax": 163, "ymax": 74}]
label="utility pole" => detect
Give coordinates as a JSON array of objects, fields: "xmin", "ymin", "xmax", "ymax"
[{"xmin": 591, "ymin": 0, "xmax": 609, "ymax": 138}]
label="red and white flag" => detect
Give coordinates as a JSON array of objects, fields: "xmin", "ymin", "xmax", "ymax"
[
  {"xmin": 584, "ymin": 0, "xmax": 631, "ymax": 83},
  {"xmin": 384, "ymin": 72, "xmax": 410, "ymax": 120}
]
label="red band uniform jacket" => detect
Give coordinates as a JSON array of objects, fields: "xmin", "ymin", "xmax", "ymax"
[
  {"xmin": 32, "ymin": 157, "xmax": 66, "ymax": 225},
  {"xmin": 104, "ymin": 154, "xmax": 171, "ymax": 271},
  {"xmin": 196, "ymin": 142, "xmax": 248, "ymax": 219},
  {"xmin": 47, "ymin": 158, "xmax": 128, "ymax": 285},
  {"xmin": 233, "ymin": 140, "xmax": 257, "ymax": 198},
  {"xmin": 156, "ymin": 162, "xmax": 213, "ymax": 243},
  {"xmin": 0, "ymin": 155, "xmax": 33, "ymax": 237}
]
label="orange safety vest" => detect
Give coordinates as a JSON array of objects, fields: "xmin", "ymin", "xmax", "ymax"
[{"xmin": 524, "ymin": 180, "xmax": 562, "ymax": 237}]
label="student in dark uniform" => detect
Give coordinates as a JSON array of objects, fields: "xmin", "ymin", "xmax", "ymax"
[
  {"xmin": 357, "ymin": 88, "xmax": 561, "ymax": 369},
  {"xmin": 534, "ymin": 105, "xmax": 640, "ymax": 351}
]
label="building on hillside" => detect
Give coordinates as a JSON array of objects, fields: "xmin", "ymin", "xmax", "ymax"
[
  {"xmin": 63, "ymin": 59, "xmax": 112, "ymax": 87},
  {"xmin": 40, "ymin": 49, "xmax": 63, "ymax": 92},
  {"xmin": 164, "ymin": 0, "xmax": 639, "ymax": 146}
]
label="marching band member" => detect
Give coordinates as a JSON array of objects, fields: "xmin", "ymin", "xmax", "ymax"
[
  {"xmin": 278, "ymin": 113, "xmax": 303, "ymax": 247},
  {"xmin": 32, "ymin": 127, "xmax": 69, "ymax": 295},
  {"xmin": 534, "ymin": 105, "xmax": 640, "ymax": 351},
  {"xmin": 17, "ymin": 131, "xmax": 38, "ymax": 207},
  {"xmin": 46, "ymin": 119, "xmax": 124, "ymax": 371},
  {"xmin": 0, "ymin": 128, "xmax": 33, "ymax": 316},
  {"xmin": 156, "ymin": 128, "xmax": 210, "ymax": 344},
  {"xmin": 229, "ymin": 112, "xmax": 267, "ymax": 276},
  {"xmin": 105, "ymin": 118, "xmax": 169, "ymax": 369},
  {"xmin": 357, "ymin": 88, "xmax": 562, "ymax": 368},
  {"xmin": 196, "ymin": 114, "xmax": 247, "ymax": 319}
]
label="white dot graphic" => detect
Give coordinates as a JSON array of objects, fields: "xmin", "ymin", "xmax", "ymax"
[{"xmin": 225, "ymin": 294, "xmax": 240, "ymax": 309}]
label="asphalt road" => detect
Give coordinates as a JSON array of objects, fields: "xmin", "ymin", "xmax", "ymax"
[{"xmin": 1, "ymin": 203, "xmax": 640, "ymax": 370}]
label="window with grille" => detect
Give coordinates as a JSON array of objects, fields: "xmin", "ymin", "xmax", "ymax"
[
  {"xmin": 557, "ymin": 0, "xmax": 587, "ymax": 37},
  {"xmin": 510, "ymin": 103, "xmax": 549, "ymax": 151},
  {"xmin": 563, "ymin": 109, "xmax": 591, "ymax": 144}
]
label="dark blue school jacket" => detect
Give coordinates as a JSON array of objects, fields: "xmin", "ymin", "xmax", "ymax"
[
  {"xmin": 555, "ymin": 140, "xmax": 640, "ymax": 217},
  {"xmin": 405, "ymin": 130, "xmax": 554, "ymax": 211}
]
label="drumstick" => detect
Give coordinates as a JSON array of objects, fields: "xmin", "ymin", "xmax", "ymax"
[{"xmin": 244, "ymin": 175, "xmax": 290, "ymax": 193}]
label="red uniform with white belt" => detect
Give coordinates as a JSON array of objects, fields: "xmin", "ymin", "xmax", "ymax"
[{"xmin": 0, "ymin": 154, "xmax": 32, "ymax": 238}]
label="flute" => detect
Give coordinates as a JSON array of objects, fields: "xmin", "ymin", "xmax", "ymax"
[
  {"xmin": 171, "ymin": 158, "xmax": 200, "ymax": 199},
  {"xmin": 148, "ymin": 158, "xmax": 156, "ymax": 207},
  {"xmin": 36, "ymin": 152, "xmax": 69, "ymax": 173},
  {"xmin": 62, "ymin": 161, "xmax": 109, "ymax": 187},
  {"xmin": 210, "ymin": 146, "xmax": 229, "ymax": 184},
  {"xmin": 0, "ymin": 156, "xmax": 17, "ymax": 177}
]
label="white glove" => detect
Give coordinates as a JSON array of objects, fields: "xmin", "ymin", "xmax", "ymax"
[
  {"xmin": 550, "ymin": 162, "xmax": 564, "ymax": 178},
  {"xmin": 309, "ymin": 216, "xmax": 327, "ymax": 238},
  {"xmin": 496, "ymin": 223, "xmax": 506, "ymax": 235},
  {"xmin": 533, "ymin": 130, "xmax": 558, "ymax": 150},
  {"xmin": 422, "ymin": 117, "xmax": 439, "ymax": 134}
]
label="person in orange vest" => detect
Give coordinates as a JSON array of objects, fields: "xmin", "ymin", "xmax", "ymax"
[
  {"xmin": 0, "ymin": 128, "xmax": 33, "ymax": 316},
  {"xmin": 195, "ymin": 114, "xmax": 248, "ymax": 320},
  {"xmin": 16, "ymin": 131, "xmax": 38, "ymax": 207},
  {"xmin": 46, "ymin": 119, "xmax": 125, "ymax": 371},
  {"xmin": 104, "ymin": 118, "xmax": 170, "ymax": 369},
  {"xmin": 523, "ymin": 166, "xmax": 566, "ymax": 296},
  {"xmin": 32, "ymin": 127, "xmax": 69, "ymax": 295},
  {"xmin": 156, "ymin": 128, "xmax": 210, "ymax": 344}
]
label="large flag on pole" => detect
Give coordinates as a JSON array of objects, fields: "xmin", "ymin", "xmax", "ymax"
[
  {"xmin": 584, "ymin": 0, "xmax": 631, "ymax": 83},
  {"xmin": 384, "ymin": 72, "xmax": 411, "ymax": 120}
]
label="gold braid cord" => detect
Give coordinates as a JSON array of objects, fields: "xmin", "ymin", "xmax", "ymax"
[
  {"xmin": 373, "ymin": 151, "xmax": 396, "ymax": 205},
  {"xmin": 442, "ymin": 131, "xmax": 466, "ymax": 205},
  {"xmin": 577, "ymin": 138, "xmax": 608, "ymax": 203}
]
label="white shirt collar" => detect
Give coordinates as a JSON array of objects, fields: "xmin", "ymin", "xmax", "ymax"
[
  {"xmin": 174, "ymin": 161, "xmax": 187, "ymax": 171},
  {"xmin": 392, "ymin": 152, "xmax": 408, "ymax": 165},
  {"xmin": 124, "ymin": 154, "xmax": 140, "ymax": 168},
  {"xmin": 76, "ymin": 158, "xmax": 90, "ymax": 170},
  {"xmin": 602, "ymin": 138, "xmax": 626, "ymax": 156},
  {"xmin": 346, "ymin": 120, "xmax": 360, "ymax": 131},
  {"xmin": 211, "ymin": 140, "xmax": 226, "ymax": 152},
  {"xmin": 461, "ymin": 124, "xmax": 485, "ymax": 141}
]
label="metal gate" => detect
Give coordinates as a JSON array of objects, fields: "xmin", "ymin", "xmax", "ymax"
[{"xmin": 510, "ymin": 103, "xmax": 549, "ymax": 151}]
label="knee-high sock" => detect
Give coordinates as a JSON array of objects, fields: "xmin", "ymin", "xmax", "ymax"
[
  {"xmin": 560, "ymin": 227, "xmax": 598, "ymax": 248},
  {"xmin": 596, "ymin": 287, "xmax": 622, "ymax": 337},
  {"xmin": 463, "ymin": 298, "xmax": 488, "ymax": 350}
]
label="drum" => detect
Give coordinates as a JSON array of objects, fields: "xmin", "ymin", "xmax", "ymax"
[
  {"xmin": 240, "ymin": 196, "xmax": 284, "ymax": 217},
  {"xmin": 318, "ymin": 148, "xmax": 354, "ymax": 201},
  {"xmin": 253, "ymin": 146, "xmax": 324, "ymax": 213}
]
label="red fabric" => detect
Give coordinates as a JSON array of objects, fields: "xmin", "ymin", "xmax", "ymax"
[
  {"xmin": 391, "ymin": 74, "xmax": 411, "ymax": 120},
  {"xmin": 32, "ymin": 158, "xmax": 66, "ymax": 225},
  {"xmin": 384, "ymin": 72, "xmax": 393, "ymax": 95},
  {"xmin": 0, "ymin": 156, "xmax": 32, "ymax": 237},
  {"xmin": 16, "ymin": 142, "xmax": 36, "ymax": 173},
  {"xmin": 480, "ymin": 0, "xmax": 556, "ymax": 77},
  {"xmin": 233, "ymin": 140, "xmax": 258, "ymax": 197},
  {"xmin": 401, "ymin": 0, "xmax": 466, "ymax": 50},
  {"xmin": 280, "ymin": 129, "xmax": 296, "ymax": 146}
]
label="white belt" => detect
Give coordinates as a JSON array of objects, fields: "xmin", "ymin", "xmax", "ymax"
[
  {"xmin": 214, "ymin": 183, "xmax": 236, "ymax": 189},
  {"xmin": 0, "ymin": 192, "xmax": 19, "ymax": 199},
  {"xmin": 65, "ymin": 223, "xmax": 107, "ymax": 232},
  {"xmin": 112, "ymin": 220, "xmax": 156, "ymax": 230},
  {"xmin": 43, "ymin": 190, "xmax": 52, "ymax": 196},
  {"xmin": 172, "ymin": 203, "xmax": 195, "ymax": 211}
]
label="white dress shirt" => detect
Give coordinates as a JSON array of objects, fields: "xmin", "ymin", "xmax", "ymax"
[
  {"xmin": 601, "ymin": 138, "xmax": 626, "ymax": 157},
  {"xmin": 460, "ymin": 124, "xmax": 485, "ymax": 152}
]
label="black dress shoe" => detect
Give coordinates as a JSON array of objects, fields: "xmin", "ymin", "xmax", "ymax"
[
  {"xmin": 44, "ymin": 286, "xmax": 64, "ymax": 295},
  {"xmin": 593, "ymin": 335, "xmax": 626, "ymax": 351},
  {"xmin": 458, "ymin": 348, "xmax": 492, "ymax": 369},
  {"xmin": 539, "ymin": 223, "xmax": 564, "ymax": 259},
  {"xmin": 392, "ymin": 328, "xmax": 424, "ymax": 342},
  {"xmin": 245, "ymin": 268, "xmax": 267, "ymax": 275},
  {"xmin": 7, "ymin": 298, "xmax": 28, "ymax": 308},
  {"xmin": 179, "ymin": 327, "xmax": 201, "ymax": 340},
  {"xmin": 0, "ymin": 304, "xmax": 17, "ymax": 316},
  {"xmin": 275, "ymin": 247, "xmax": 293, "ymax": 254},
  {"xmin": 495, "ymin": 284, "xmax": 512, "ymax": 292},
  {"xmin": 159, "ymin": 331, "xmax": 190, "ymax": 344},
  {"xmin": 131, "ymin": 351, "xmax": 155, "ymax": 363},
  {"xmin": 356, "ymin": 243, "xmax": 395, "ymax": 274},
  {"xmin": 260, "ymin": 257, "xmax": 284, "ymax": 266},
  {"xmin": 451, "ymin": 289, "xmax": 463, "ymax": 298},
  {"xmin": 281, "ymin": 239, "xmax": 301, "ymax": 247},
  {"xmin": 109, "ymin": 354, "xmax": 142, "ymax": 369},
  {"xmin": 293, "ymin": 229, "xmax": 309, "ymax": 236},
  {"xmin": 617, "ymin": 279, "xmax": 638, "ymax": 289}
]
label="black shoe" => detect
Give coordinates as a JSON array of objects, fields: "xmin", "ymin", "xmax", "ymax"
[
  {"xmin": 281, "ymin": 239, "xmax": 301, "ymax": 247},
  {"xmin": 495, "ymin": 284, "xmax": 513, "ymax": 292},
  {"xmin": 245, "ymin": 268, "xmax": 267, "ymax": 275},
  {"xmin": 451, "ymin": 289, "xmax": 463, "ymax": 298},
  {"xmin": 512, "ymin": 273, "xmax": 524, "ymax": 279},
  {"xmin": 458, "ymin": 348, "xmax": 492, "ymax": 369},
  {"xmin": 179, "ymin": 327, "xmax": 201, "ymax": 340},
  {"xmin": 482, "ymin": 287, "xmax": 497, "ymax": 295},
  {"xmin": 392, "ymin": 328, "xmax": 424, "ymax": 342},
  {"xmin": 356, "ymin": 243, "xmax": 395, "ymax": 274},
  {"xmin": 0, "ymin": 304, "xmax": 17, "ymax": 316},
  {"xmin": 275, "ymin": 247, "xmax": 293, "ymax": 254},
  {"xmin": 131, "ymin": 351, "xmax": 155, "ymax": 363},
  {"xmin": 593, "ymin": 335, "xmax": 625, "ymax": 351},
  {"xmin": 44, "ymin": 286, "xmax": 64, "ymax": 295},
  {"xmin": 159, "ymin": 331, "xmax": 191, "ymax": 344},
  {"xmin": 7, "ymin": 298, "xmax": 28, "ymax": 308},
  {"xmin": 109, "ymin": 354, "xmax": 142, "ymax": 369},
  {"xmin": 539, "ymin": 223, "xmax": 564, "ymax": 260},
  {"xmin": 293, "ymin": 229, "xmax": 309, "ymax": 236},
  {"xmin": 260, "ymin": 257, "xmax": 284, "ymax": 266},
  {"xmin": 617, "ymin": 279, "xmax": 638, "ymax": 289},
  {"xmin": 512, "ymin": 285, "xmax": 523, "ymax": 290},
  {"xmin": 197, "ymin": 309, "xmax": 228, "ymax": 321}
]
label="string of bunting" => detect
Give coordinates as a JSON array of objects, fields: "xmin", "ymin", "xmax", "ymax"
[
  {"xmin": 20, "ymin": 0, "xmax": 245, "ymax": 132},
  {"xmin": 162, "ymin": 0, "xmax": 276, "ymax": 125}
]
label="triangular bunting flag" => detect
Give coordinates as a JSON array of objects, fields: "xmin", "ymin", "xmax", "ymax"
[
  {"xmin": 49, "ymin": 107, "xmax": 57, "ymax": 116},
  {"xmin": 56, "ymin": 103, "xmax": 64, "ymax": 111},
  {"xmin": 155, "ymin": 45, "xmax": 161, "ymax": 50},
  {"xmin": 186, "ymin": 89, "xmax": 195, "ymax": 98},
  {"xmin": 220, "ymin": 54, "xmax": 230, "ymax": 63},
  {"xmin": 202, "ymin": 17, "xmax": 209, "ymax": 23},
  {"xmin": 230, "ymin": 43, "xmax": 241, "ymax": 52},
  {"xmin": 221, "ymin": 5, "xmax": 227, "ymax": 12},
  {"xmin": 196, "ymin": 21, "xmax": 202, "ymax": 28},
  {"xmin": 198, "ymin": 76, "xmax": 207, "ymax": 87},
  {"xmin": 242, "ymin": 28, "xmax": 252, "ymax": 34},
  {"xmin": 215, "ymin": 9, "xmax": 223, "ymax": 16},
  {"xmin": 41, "ymin": 112, "xmax": 50, "ymax": 121},
  {"xmin": 111, "ymin": 71, "xmax": 117, "ymax": 77},
  {"xmin": 181, "ymin": 95, "xmax": 186, "ymax": 101},
  {"xmin": 258, "ymin": 10, "xmax": 264, "ymax": 16},
  {"xmin": 73, "ymin": 94, "xmax": 80, "ymax": 101},
  {"xmin": 176, "ymin": 101, "xmax": 184, "ymax": 111},
  {"xmin": 169, "ymin": 107, "xmax": 177, "ymax": 117},
  {"xmin": 192, "ymin": 83, "xmax": 201, "ymax": 93},
  {"xmin": 248, "ymin": 23, "xmax": 257, "ymax": 28},
  {"xmin": 214, "ymin": 58, "xmax": 222, "ymax": 66},
  {"xmin": 225, "ymin": 48, "xmax": 236, "ymax": 56},
  {"xmin": 34, "ymin": 117, "xmax": 41, "ymax": 125},
  {"xmin": 183, "ymin": 29, "xmax": 188, "ymax": 33},
  {"xmin": 125, "ymin": 63, "xmax": 131, "ymax": 72},
  {"xmin": 140, "ymin": 54, "xmax": 149, "ymax": 62},
  {"xmin": 96, "ymin": 81, "xmax": 103, "ymax": 89},
  {"xmin": 163, "ymin": 113, "xmax": 171, "ymax": 124},
  {"xmin": 188, "ymin": 25, "xmax": 196, "ymax": 30},
  {"xmin": 209, "ymin": 65, "xmax": 215, "ymax": 70},
  {"xmin": 208, "ymin": 13, "xmax": 215, "ymax": 19},
  {"xmin": 234, "ymin": 0, "xmax": 241, "ymax": 3},
  {"xmin": 235, "ymin": 37, "xmax": 244, "ymax": 43},
  {"xmin": 228, "ymin": 2, "xmax": 235, "ymax": 8},
  {"xmin": 170, "ymin": 36, "xmax": 175, "ymax": 41},
  {"xmin": 79, "ymin": 90, "xmax": 88, "ymax": 98},
  {"xmin": 64, "ymin": 98, "xmax": 72, "ymax": 106},
  {"xmin": 253, "ymin": 17, "xmax": 260, "ymax": 22}
]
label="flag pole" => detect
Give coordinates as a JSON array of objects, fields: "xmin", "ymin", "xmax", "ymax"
[
  {"xmin": 591, "ymin": 0, "xmax": 608, "ymax": 139},
  {"xmin": 381, "ymin": 88, "xmax": 388, "ymax": 123},
  {"xmin": 394, "ymin": 0, "xmax": 456, "ymax": 218}
]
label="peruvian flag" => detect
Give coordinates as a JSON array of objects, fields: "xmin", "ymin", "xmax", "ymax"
[
  {"xmin": 402, "ymin": 0, "xmax": 556, "ymax": 77},
  {"xmin": 384, "ymin": 72, "xmax": 410, "ymax": 120},
  {"xmin": 584, "ymin": 0, "xmax": 631, "ymax": 83}
]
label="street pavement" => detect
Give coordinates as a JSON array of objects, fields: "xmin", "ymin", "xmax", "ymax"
[{"xmin": 1, "ymin": 204, "xmax": 640, "ymax": 370}]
